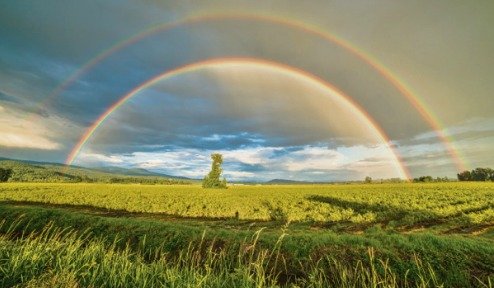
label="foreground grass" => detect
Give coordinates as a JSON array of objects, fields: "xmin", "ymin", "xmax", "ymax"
[
  {"xmin": 0, "ymin": 204, "xmax": 493, "ymax": 287},
  {"xmin": 0, "ymin": 222, "xmax": 473, "ymax": 288}
]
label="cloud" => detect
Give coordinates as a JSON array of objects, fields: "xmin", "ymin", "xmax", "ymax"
[
  {"xmin": 75, "ymin": 143, "xmax": 401, "ymax": 181},
  {"xmin": 1, "ymin": 1, "xmax": 493, "ymax": 179},
  {"xmin": 83, "ymin": 64, "xmax": 386, "ymax": 157},
  {"xmin": 0, "ymin": 100, "xmax": 84, "ymax": 165},
  {"xmin": 75, "ymin": 152, "xmax": 125, "ymax": 165},
  {"xmin": 0, "ymin": 104, "xmax": 62, "ymax": 150},
  {"xmin": 396, "ymin": 117, "xmax": 494, "ymax": 176},
  {"xmin": 0, "ymin": 90, "xmax": 22, "ymax": 104}
]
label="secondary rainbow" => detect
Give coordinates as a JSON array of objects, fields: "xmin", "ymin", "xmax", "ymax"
[
  {"xmin": 43, "ymin": 12, "xmax": 464, "ymax": 171},
  {"xmin": 65, "ymin": 57, "xmax": 411, "ymax": 179}
]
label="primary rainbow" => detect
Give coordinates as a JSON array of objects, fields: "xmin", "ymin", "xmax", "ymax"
[
  {"xmin": 65, "ymin": 57, "xmax": 411, "ymax": 179},
  {"xmin": 51, "ymin": 12, "xmax": 465, "ymax": 172}
]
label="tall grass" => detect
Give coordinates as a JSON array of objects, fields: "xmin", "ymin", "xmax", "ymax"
[
  {"xmin": 1, "ymin": 205, "xmax": 493, "ymax": 287},
  {"xmin": 2, "ymin": 220, "xmax": 483, "ymax": 288}
]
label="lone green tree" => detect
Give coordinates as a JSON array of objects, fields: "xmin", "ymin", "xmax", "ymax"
[{"xmin": 202, "ymin": 153, "xmax": 227, "ymax": 188}]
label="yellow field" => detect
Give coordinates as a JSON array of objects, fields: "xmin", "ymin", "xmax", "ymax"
[
  {"xmin": 1, "ymin": 182, "xmax": 493, "ymax": 226},
  {"xmin": 1, "ymin": 182, "xmax": 494, "ymax": 287}
]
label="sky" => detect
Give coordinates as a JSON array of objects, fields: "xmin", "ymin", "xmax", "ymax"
[{"xmin": 1, "ymin": 0, "xmax": 493, "ymax": 181}]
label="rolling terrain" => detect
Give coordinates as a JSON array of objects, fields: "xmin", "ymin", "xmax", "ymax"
[{"xmin": 0, "ymin": 158, "xmax": 191, "ymax": 184}]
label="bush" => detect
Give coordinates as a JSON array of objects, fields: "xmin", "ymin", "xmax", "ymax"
[{"xmin": 0, "ymin": 168, "xmax": 12, "ymax": 182}]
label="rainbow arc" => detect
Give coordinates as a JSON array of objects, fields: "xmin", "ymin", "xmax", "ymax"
[
  {"xmin": 34, "ymin": 12, "xmax": 464, "ymax": 172},
  {"xmin": 65, "ymin": 57, "xmax": 411, "ymax": 179}
]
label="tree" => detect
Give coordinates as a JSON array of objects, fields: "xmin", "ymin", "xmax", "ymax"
[
  {"xmin": 458, "ymin": 168, "xmax": 494, "ymax": 182},
  {"xmin": 202, "ymin": 153, "xmax": 227, "ymax": 188},
  {"xmin": 471, "ymin": 168, "xmax": 494, "ymax": 181},
  {"xmin": 457, "ymin": 170, "xmax": 471, "ymax": 181},
  {"xmin": 413, "ymin": 175, "xmax": 433, "ymax": 182},
  {"xmin": 364, "ymin": 176, "xmax": 372, "ymax": 183},
  {"xmin": 0, "ymin": 168, "xmax": 12, "ymax": 182}
]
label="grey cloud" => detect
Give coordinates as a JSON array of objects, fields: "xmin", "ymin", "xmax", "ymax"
[
  {"xmin": 1, "ymin": 1, "xmax": 493, "ymax": 180},
  {"xmin": 0, "ymin": 91, "xmax": 21, "ymax": 104},
  {"xmin": 81, "ymin": 67, "xmax": 388, "ymax": 155}
]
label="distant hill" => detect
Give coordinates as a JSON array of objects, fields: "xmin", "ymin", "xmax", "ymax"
[
  {"xmin": 92, "ymin": 166, "xmax": 190, "ymax": 179},
  {"xmin": 0, "ymin": 157, "xmax": 67, "ymax": 167},
  {"xmin": 0, "ymin": 158, "xmax": 192, "ymax": 184},
  {"xmin": 265, "ymin": 179, "xmax": 313, "ymax": 184},
  {"xmin": 264, "ymin": 178, "xmax": 338, "ymax": 184}
]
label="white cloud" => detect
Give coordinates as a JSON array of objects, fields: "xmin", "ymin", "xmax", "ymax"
[
  {"xmin": 222, "ymin": 146, "xmax": 283, "ymax": 165},
  {"xmin": 0, "ymin": 104, "xmax": 64, "ymax": 150},
  {"xmin": 283, "ymin": 146, "xmax": 343, "ymax": 171},
  {"xmin": 75, "ymin": 143, "xmax": 402, "ymax": 181},
  {"xmin": 413, "ymin": 117, "xmax": 494, "ymax": 142},
  {"xmin": 223, "ymin": 171, "xmax": 256, "ymax": 179},
  {"xmin": 77, "ymin": 152, "xmax": 125, "ymax": 164},
  {"xmin": 395, "ymin": 117, "xmax": 494, "ymax": 176},
  {"xmin": 137, "ymin": 159, "xmax": 167, "ymax": 169}
]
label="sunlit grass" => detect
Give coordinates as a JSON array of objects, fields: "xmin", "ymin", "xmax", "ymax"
[
  {"xmin": 0, "ymin": 182, "xmax": 492, "ymax": 227},
  {"xmin": 1, "ymin": 182, "xmax": 493, "ymax": 287},
  {"xmin": 0, "ymin": 221, "xmax": 468, "ymax": 288}
]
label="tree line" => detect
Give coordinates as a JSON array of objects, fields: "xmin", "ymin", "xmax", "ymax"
[
  {"xmin": 457, "ymin": 168, "xmax": 494, "ymax": 181},
  {"xmin": 411, "ymin": 167, "xmax": 494, "ymax": 182},
  {"xmin": 412, "ymin": 176, "xmax": 451, "ymax": 183}
]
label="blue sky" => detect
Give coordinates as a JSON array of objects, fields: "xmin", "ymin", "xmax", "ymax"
[{"xmin": 1, "ymin": 1, "xmax": 493, "ymax": 181}]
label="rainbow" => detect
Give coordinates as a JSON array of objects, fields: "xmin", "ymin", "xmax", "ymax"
[
  {"xmin": 48, "ymin": 12, "xmax": 464, "ymax": 171},
  {"xmin": 65, "ymin": 57, "xmax": 411, "ymax": 179}
]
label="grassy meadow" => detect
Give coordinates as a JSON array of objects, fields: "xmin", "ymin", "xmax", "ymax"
[{"xmin": 0, "ymin": 182, "xmax": 493, "ymax": 287}]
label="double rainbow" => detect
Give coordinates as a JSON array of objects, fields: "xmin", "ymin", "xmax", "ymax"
[{"xmin": 46, "ymin": 12, "xmax": 465, "ymax": 174}]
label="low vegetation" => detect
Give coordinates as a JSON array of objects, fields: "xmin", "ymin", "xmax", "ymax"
[
  {"xmin": 0, "ymin": 181, "xmax": 493, "ymax": 287},
  {"xmin": 0, "ymin": 203, "xmax": 493, "ymax": 288},
  {"xmin": 1, "ymin": 182, "xmax": 493, "ymax": 227}
]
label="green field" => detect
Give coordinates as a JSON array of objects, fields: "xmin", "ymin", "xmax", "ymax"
[
  {"xmin": 1, "ymin": 182, "xmax": 493, "ymax": 227},
  {"xmin": 0, "ymin": 182, "xmax": 493, "ymax": 287}
]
